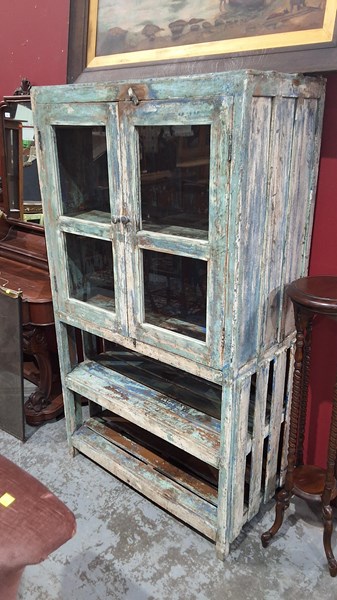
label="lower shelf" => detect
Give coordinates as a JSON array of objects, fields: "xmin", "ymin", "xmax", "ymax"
[{"xmin": 71, "ymin": 418, "xmax": 218, "ymax": 541}]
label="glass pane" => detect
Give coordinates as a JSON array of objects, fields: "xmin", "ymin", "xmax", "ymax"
[
  {"xmin": 138, "ymin": 125, "xmax": 210, "ymax": 238},
  {"xmin": 55, "ymin": 126, "xmax": 110, "ymax": 219},
  {"xmin": 66, "ymin": 234, "xmax": 115, "ymax": 311},
  {"xmin": 143, "ymin": 250, "xmax": 207, "ymax": 341}
]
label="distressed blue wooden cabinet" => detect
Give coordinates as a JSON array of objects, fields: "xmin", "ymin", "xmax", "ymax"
[{"xmin": 32, "ymin": 71, "xmax": 325, "ymax": 558}]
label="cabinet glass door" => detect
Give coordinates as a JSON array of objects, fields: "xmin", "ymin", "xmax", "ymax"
[
  {"xmin": 122, "ymin": 100, "xmax": 231, "ymax": 369},
  {"xmin": 46, "ymin": 105, "xmax": 126, "ymax": 335}
]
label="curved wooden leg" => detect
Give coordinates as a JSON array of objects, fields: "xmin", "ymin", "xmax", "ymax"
[
  {"xmin": 23, "ymin": 326, "xmax": 52, "ymax": 412},
  {"xmin": 321, "ymin": 376, "xmax": 337, "ymax": 576},
  {"xmin": 261, "ymin": 487, "xmax": 291, "ymax": 547},
  {"xmin": 22, "ymin": 325, "xmax": 63, "ymax": 425},
  {"xmin": 28, "ymin": 349, "xmax": 53, "ymax": 409},
  {"xmin": 322, "ymin": 505, "xmax": 337, "ymax": 577}
]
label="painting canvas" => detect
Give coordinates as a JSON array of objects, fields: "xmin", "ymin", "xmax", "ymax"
[{"xmin": 86, "ymin": 0, "xmax": 337, "ymax": 68}]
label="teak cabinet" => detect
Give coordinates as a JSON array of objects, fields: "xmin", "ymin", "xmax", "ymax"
[{"xmin": 32, "ymin": 71, "xmax": 325, "ymax": 558}]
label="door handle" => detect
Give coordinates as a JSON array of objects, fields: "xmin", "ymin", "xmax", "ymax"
[{"xmin": 112, "ymin": 216, "xmax": 131, "ymax": 225}]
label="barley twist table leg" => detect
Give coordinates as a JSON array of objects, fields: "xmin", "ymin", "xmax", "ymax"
[{"xmin": 297, "ymin": 317, "xmax": 313, "ymax": 466}]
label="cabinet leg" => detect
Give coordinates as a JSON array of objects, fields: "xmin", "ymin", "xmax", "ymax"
[
  {"xmin": 261, "ymin": 487, "xmax": 291, "ymax": 547},
  {"xmin": 215, "ymin": 539, "xmax": 229, "ymax": 561}
]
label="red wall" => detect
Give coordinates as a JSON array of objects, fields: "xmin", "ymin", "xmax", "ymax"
[
  {"xmin": 305, "ymin": 73, "xmax": 337, "ymax": 467},
  {"xmin": 0, "ymin": 0, "xmax": 69, "ymax": 99}
]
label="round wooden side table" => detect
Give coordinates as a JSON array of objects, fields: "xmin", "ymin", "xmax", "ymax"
[{"xmin": 261, "ymin": 275, "xmax": 337, "ymax": 577}]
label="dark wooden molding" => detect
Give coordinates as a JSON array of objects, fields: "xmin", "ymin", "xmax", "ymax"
[
  {"xmin": 67, "ymin": 0, "xmax": 337, "ymax": 83},
  {"xmin": 67, "ymin": 0, "xmax": 90, "ymax": 84}
]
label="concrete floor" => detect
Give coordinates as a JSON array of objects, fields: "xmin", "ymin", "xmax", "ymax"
[{"xmin": 1, "ymin": 385, "xmax": 337, "ymax": 599}]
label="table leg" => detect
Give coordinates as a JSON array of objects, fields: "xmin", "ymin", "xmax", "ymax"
[
  {"xmin": 23, "ymin": 325, "xmax": 52, "ymax": 410},
  {"xmin": 297, "ymin": 317, "xmax": 313, "ymax": 466},
  {"xmin": 322, "ymin": 377, "xmax": 337, "ymax": 576}
]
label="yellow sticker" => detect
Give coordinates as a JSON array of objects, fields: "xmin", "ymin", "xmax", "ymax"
[{"xmin": 0, "ymin": 493, "xmax": 15, "ymax": 507}]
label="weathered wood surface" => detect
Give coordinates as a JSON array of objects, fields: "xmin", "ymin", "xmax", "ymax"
[
  {"xmin": 57, "ymin": 307, "xmax": 224, "ymax": 384},
  {"xmin": 136, "ymin": 231, "xmax": 209, "ymax": 259},
  {"xmin": 263, "ymin": 351, "xmax": 288, "ymax": 502},
  {"xmin": 54, "ymin": 321, "xmax": 82, "ymax": 447},
  {"xmin": 141, "ymin": 223, "xmax": 208, "ymax": 240},
  {"xmin": 72, "ymin": 424, "xmax": 217, "ymax": 540},
  {"xmin": 96, "ymin": 349, "xmax": 221, "ymax": 419},
  {"xmin": 237, "ymin": 95, "xmax": 272, "ymax": 366},
  {"xmin": 66, "ymin": 359, "xmax": 221, "ymax": 466},
  {"xmin": 59, "ymin": 214, "xmax": 112, "ymax": 240},
  {"xmin": 247, "ymin": 362, "xmax": 270, "ymax": 521},
  {"xmin": 236, "ymin": 93, "xmax": 324, "ymax": 367},
  {"xmin": 230, "ymin": 375, "xmax": 252, "ymax": 542},
  {"xmin": 87, "ymin": 416, "xmax": 218, "ymax": 505},
  {"xmin": 260, "ymin": 98, "xmax": 296, "ymax": 351},
  {"xmin": 32, "ymin": 71, "xmax": 324, "ymax": 106},
  {"xmin": 228, "ymin": 342, "xmax": 293, "ymax": 542},
  {"xmin": 283, "ymin": 97, "xmax": 325, "ymax": 337}
]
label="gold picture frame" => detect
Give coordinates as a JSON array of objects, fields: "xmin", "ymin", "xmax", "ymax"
[
  {"xmin": 86, "ymin": 0, "xmax": 337, "ymax": 69},
  {"xmin": 67, "ymin": 0, "xmax": 337, "ymax": 83}
]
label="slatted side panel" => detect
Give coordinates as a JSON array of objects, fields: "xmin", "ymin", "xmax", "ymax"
[
  {"xmin": 237, "ymin": 96, "xmax": 272, "ymax": 366},
  {"xmin": 247, "ymin": 363, "xmax": 270, "ymax": 520},
  {"xmin": 237, "ymin": 95, "xmax": 324, "ymax": 367},
  {"xmin": 229, "ymin": 345, "xmax": 293, "ymax": 542},
  {"xmin": 259, "ymin": 97, "xmax": 296, "ymax": 351},
  {"xmin": 282, "ymin": 97, "xmax": 322, "ymax": 337},
  {"xmin": 263, "ymin": 349, "xmax": 288, "ymax": 501}
]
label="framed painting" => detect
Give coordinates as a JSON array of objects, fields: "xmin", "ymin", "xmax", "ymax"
[{"xmin": 67, "ymin": 0, "xmax": 337, "ymax": 82}]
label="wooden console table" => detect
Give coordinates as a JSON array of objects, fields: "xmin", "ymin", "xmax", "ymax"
[{"xmin": 261, "ymin": 275, "xmax": 337, "ymax": 577}]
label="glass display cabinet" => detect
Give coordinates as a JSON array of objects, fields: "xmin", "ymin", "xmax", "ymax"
[
  {"xmin": 32, "ymin": 71, "xmax": 325, "ymax": 558},
  {"xmin": 1, "ymin": 94, "xmax": 42, "ymax": 222}
]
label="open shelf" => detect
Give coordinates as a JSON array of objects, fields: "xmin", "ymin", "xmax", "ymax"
[
  {"xmin": 72, "ymin": 420, "xmax": 217, "ymax": 540},
  {"xmin": 66, "ymin": 358, "xmax": 221, "ymax": 467}
]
